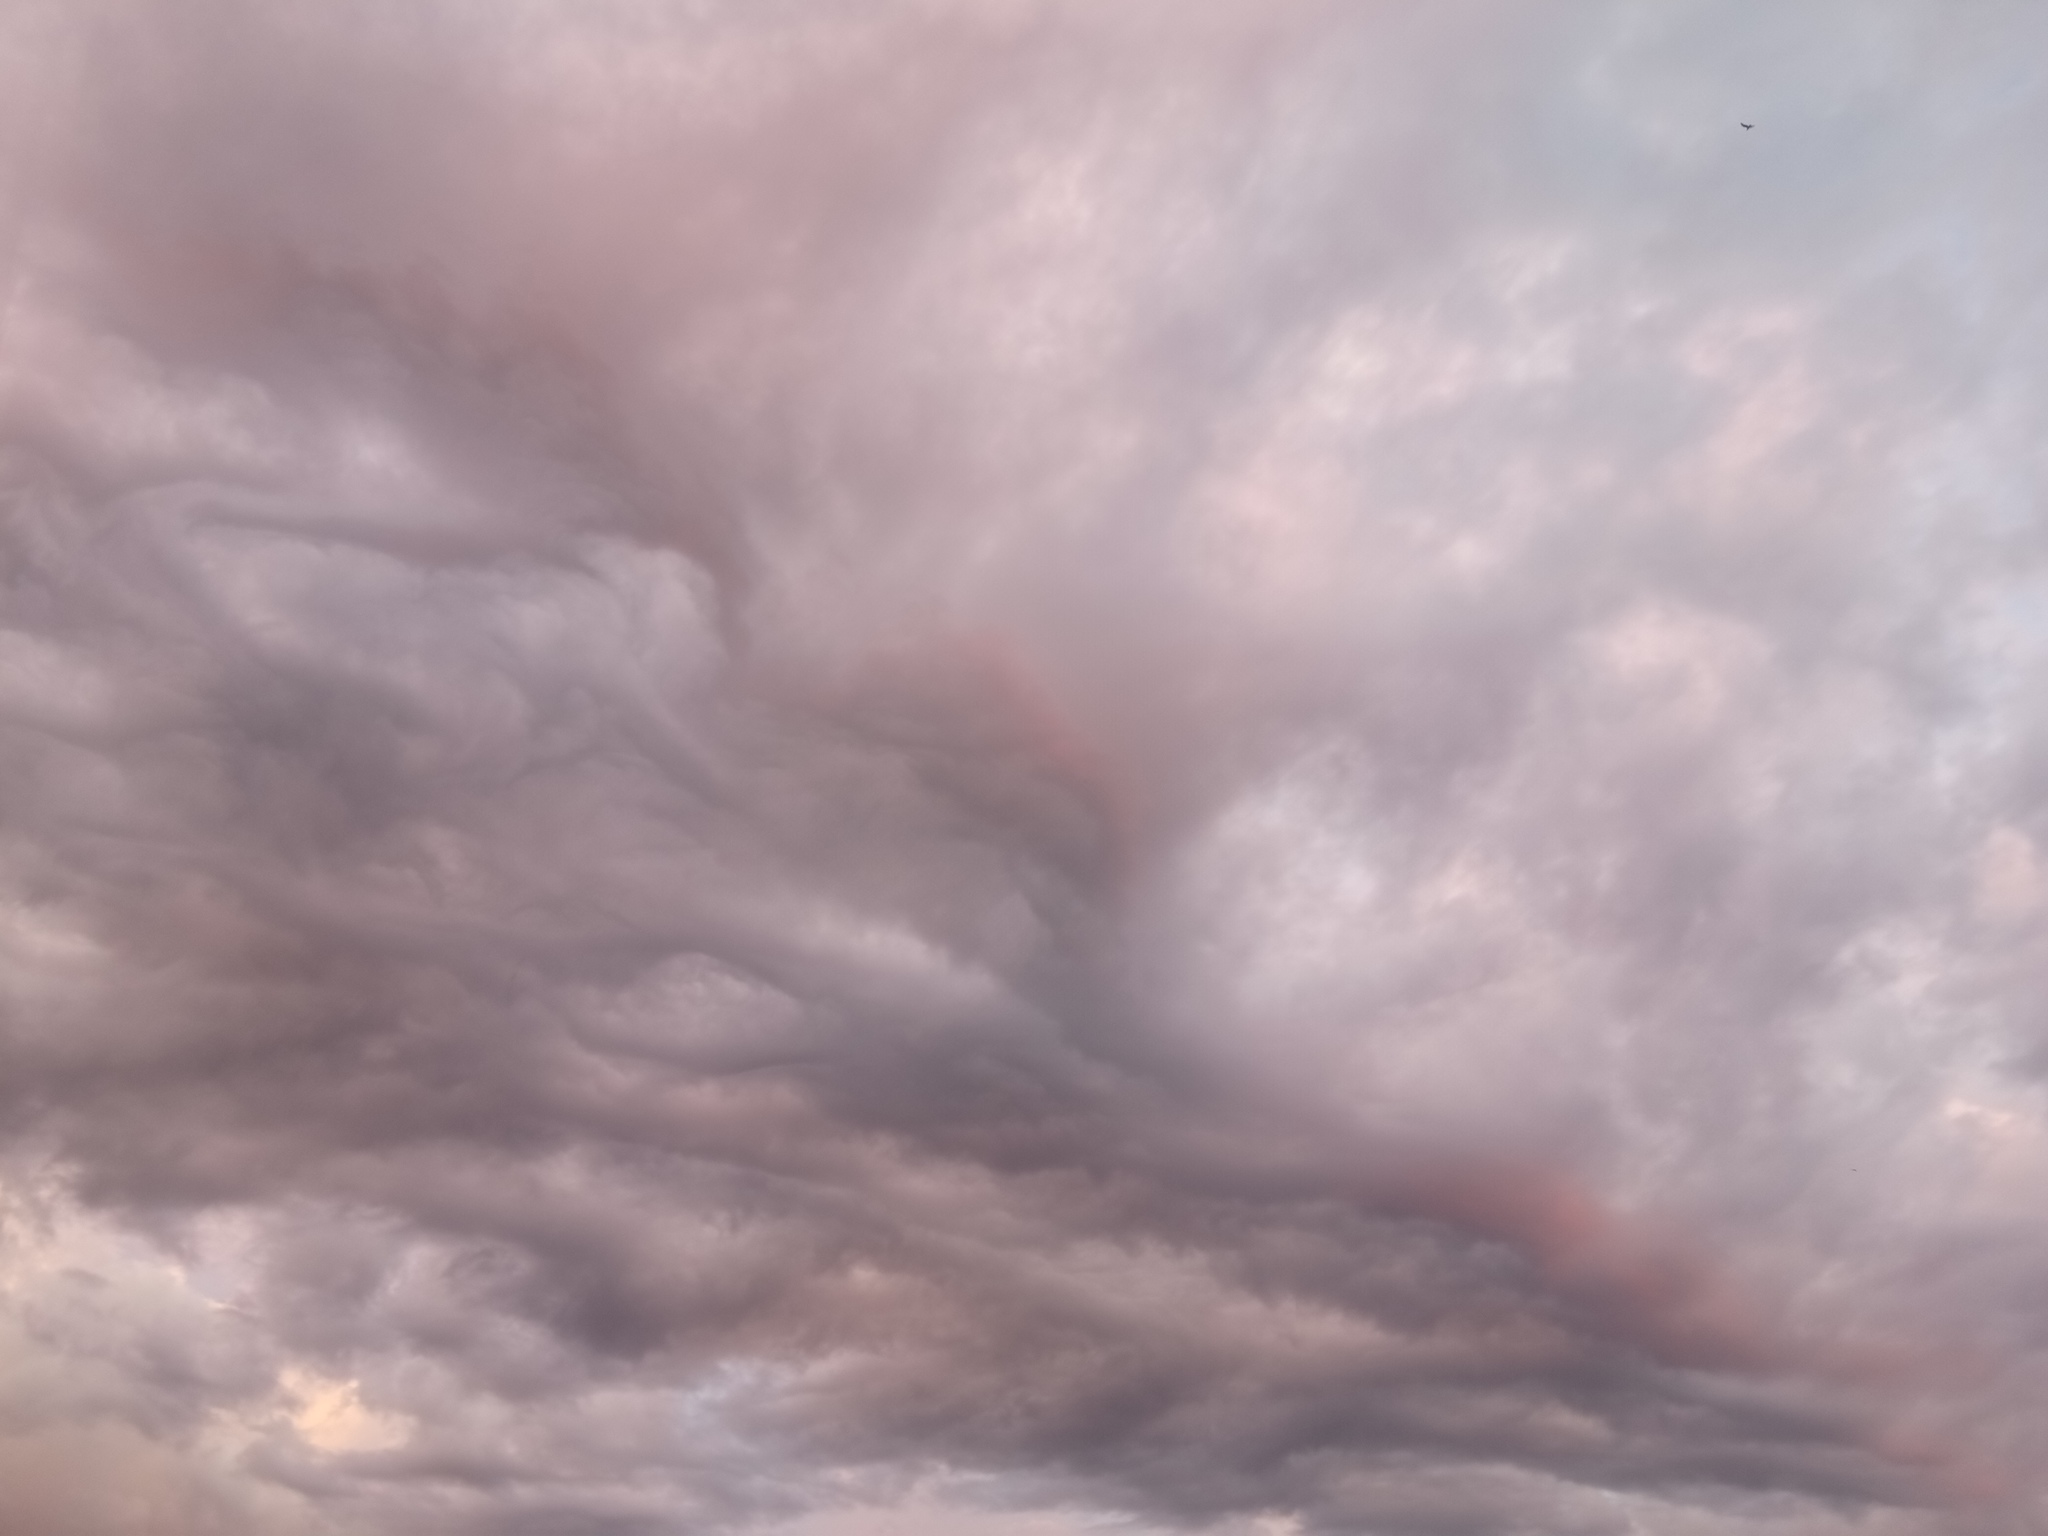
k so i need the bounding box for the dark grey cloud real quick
[5,1,2048,1532]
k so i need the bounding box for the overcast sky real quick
[6,2,2048,1533]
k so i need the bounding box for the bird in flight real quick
[1741,122,1753,129]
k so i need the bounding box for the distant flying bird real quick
[1741,122,1753,129]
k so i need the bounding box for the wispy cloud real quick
[5,2,2048,1532]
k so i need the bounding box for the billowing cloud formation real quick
[5,1,2048,1532]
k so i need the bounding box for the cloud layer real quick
[7,2,2048,1532]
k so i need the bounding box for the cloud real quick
[6,0,2048,1531]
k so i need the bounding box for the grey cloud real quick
[5,1,2048,1533]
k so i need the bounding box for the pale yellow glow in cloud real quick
[279,1366,412,1454]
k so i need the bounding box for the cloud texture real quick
[7,1,2048,1531]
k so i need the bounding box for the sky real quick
[5,1,2048,1533]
